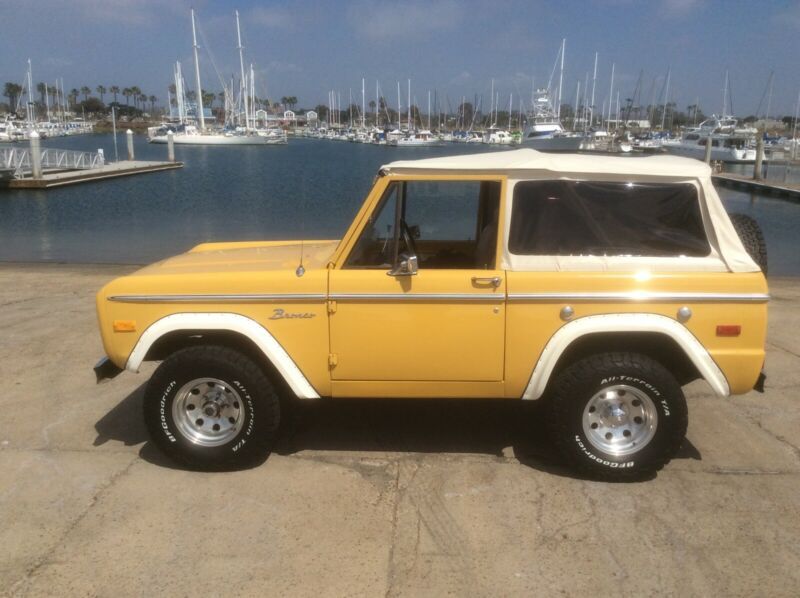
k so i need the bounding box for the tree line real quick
[2,81,158,116]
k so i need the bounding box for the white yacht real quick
[395,129,443,147]
[0,120,18,142]
[662,115,760,163]
[483,127,515,145]
[521,89,583,151]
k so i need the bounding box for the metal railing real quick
[0,147,104,179]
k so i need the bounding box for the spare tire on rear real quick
[729,213,768,275]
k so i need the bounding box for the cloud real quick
[25,0,188,26]
[449,71,472,86]
[248,6,293,29]
[348,0,462,41]
[658,0,703,18]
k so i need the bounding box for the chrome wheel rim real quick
[172,378,245,447]
[582,384,658,457]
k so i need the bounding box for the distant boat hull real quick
[148,133,285,146]
[662,142,759,163]
[520,134,584,151]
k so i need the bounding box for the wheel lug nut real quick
[195,418,204,426]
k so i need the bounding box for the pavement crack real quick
[7,454,140,595]
[384,462,403,598]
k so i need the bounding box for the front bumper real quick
[94,357,123,383]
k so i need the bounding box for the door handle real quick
[471,276,502,288]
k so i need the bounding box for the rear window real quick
[508,181,711,257]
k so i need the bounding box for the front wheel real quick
[144,345,280,470]
[546,352,688,481]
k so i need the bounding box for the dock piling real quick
[704,138,712,164]
[754,131,764,180]
[29,131,42,179]
[167,132,175,162]
[126,130,134,161]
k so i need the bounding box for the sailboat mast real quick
[589,52,598,128]
[191,9,206,130]
[607,63,615,130]
[661,68,671,130]
[556,39,565,120]
[722,70,729,116]
[427,90,431,130]
[236,10,249,130]
[397,81,401,130]
[407,79,411,130]
[362,78,366,129]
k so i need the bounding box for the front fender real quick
[126,312,320,399]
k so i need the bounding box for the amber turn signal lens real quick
[716,325,741,337]
[113,320,137,332]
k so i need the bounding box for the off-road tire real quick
[144,345,280,470]
[546,352,688,481]
[729,213,768,275]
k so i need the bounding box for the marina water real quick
[0,133,797,275]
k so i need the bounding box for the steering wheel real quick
[399,218,418,257]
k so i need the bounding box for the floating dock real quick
[713,173,800,202]
[3,160,183,189]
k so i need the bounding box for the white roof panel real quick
[382,148,712,178]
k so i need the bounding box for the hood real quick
[134,240,340,277]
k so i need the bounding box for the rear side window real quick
[509,181,710,257]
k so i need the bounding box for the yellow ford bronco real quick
[95,149,768,480]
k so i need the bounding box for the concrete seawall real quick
[2,263,799,596]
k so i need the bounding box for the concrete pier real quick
[1,263,799,596]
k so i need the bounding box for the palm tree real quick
[96,85,106,103]
[280,96,288,110]
[69,88,79,108]
[3,82,23,110]
[122,88,132,106]
[130,86,142,110]
[80,86,91,101]
[149,95,157,112]
[109,85,120,104]
[35,82,47,105]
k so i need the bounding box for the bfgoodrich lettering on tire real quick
[144,345,280,470]
[546,352,688,481]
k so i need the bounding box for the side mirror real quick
[388,253,418,277]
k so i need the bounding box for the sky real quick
[1,0,800,117]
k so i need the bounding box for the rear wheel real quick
[546,352,688,481]
[144,345,280,470]
[729,213,768,274]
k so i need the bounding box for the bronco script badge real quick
[269,308,316,320]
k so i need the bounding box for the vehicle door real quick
[328,177,506,392]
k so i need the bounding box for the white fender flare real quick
[522,313,730,400]
[126,312,320,399]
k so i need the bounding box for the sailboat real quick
[148,9,285,146]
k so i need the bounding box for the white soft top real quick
[381,149,759,273]
[381,148,712,178]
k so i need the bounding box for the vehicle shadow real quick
[94,386,702,480]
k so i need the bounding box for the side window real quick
[346,183,400,268]
[508,181,711,257]
[345,180,501,269]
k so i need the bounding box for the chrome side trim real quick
[329,293,503,301]
[508,292,770,303]
[109,294,326,303]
